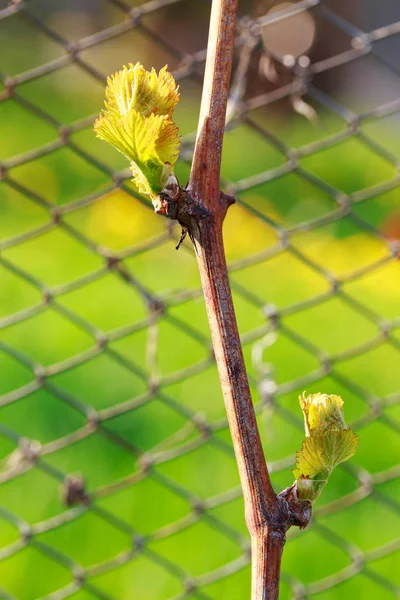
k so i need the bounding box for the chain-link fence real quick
[0,0,400,598]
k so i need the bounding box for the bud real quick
[293,392,359,502]
[94,63,180,202]
[300,392,346,436]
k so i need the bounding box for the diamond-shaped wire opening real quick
[96,474,190,535]
[50,351,148,411]
[221,123,285,181]
[43,430,138,489]
[161,364,226,423]
[0,466,64,523]
[231,249,331,308]
[291,216,391,277]
[320,495,400,552]
[156,442,239,500]
[1,308,96,365]
[2,227,103,286]
[336,342,400,397]
[344,258,400,320]
[89,551,183,599]
[0,348,35,396]
[148,519,243,577]
[10,146,111,205]
[283,296,379,354]
[282,527,353,584]
[300,136,397,194]
[80,25,180,76]
[0,98,58,160]
[104,396,190,452]
[239,172,338,229]
[156,318,210,376]
[223,203,281,261]
[142,0,210,55]
[0,388,86,444]
[0,181,49,241]
[352,417,400,473]
[0,265,42,318]
[0,544,74,599]
[0,12,65,76]
[29,0,127,41]
[37,510,133,568]
[58,271,149,332]
[17,63,107,123]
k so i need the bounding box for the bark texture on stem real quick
[252,528,285,600]
[155,0,312,597]
[192,222,278,529]
[191,221,288,598]
[189,0,238,216]
[187,0,279,527]
[186,0,287,597]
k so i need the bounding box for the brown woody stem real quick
[188,0,285,597]
[154,0,312,596]
[188,221,285,599]
[252,527,285,600]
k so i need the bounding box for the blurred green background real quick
[1,0,400,599]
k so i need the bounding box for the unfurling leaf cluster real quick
[94,62,180,201]
[293,392,359,502]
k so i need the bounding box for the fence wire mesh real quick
[0,0,400,598]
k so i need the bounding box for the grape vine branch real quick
[160,1,312,597]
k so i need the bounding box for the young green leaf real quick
[293,392,359,502]
[94,62,180,201]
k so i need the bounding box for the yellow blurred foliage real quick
[88,189,164,250]
[224,202,280,260]
[294,230,391,277]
